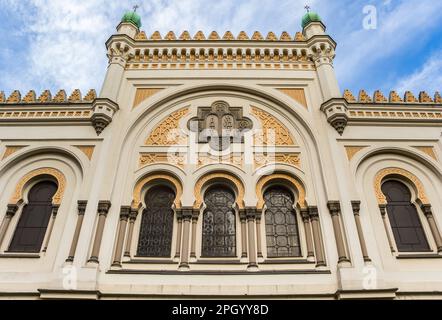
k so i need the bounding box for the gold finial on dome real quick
[7,90,21,103]
[373,90,387,103]
[343,89,356,102]
[404,91,418,103]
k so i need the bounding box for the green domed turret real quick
[121,11,142,28]
[301,11,321,29]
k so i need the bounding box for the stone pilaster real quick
[112,206,130,267]
[246,208,258,269]
[379,205,396,253]
[327,201,350,264]
[308,206,326,267]
[179,207,193,269]
[66,201,87,262]
[301,208,315,261]
[0,204,19,249]
[255,209,263,258]
[421,204,442,253]
[88,201,111,264]
[190,210,199,259]
[351,201,371,262]
[239,209,248,258]
[42,204,60,253]
[123,208,139,257]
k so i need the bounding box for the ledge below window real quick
[396,253,442,259]
[107,269,331,275]
[0,253,40,259]
[260,259,315,265]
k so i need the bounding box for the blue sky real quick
[0,0,441,98]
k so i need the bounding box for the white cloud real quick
[395,50,442,95]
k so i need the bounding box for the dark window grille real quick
[9,181,57,253]
[382,180,430,252]
[137,186,175,257]
[264,187,301,258]
[202,187,236,257]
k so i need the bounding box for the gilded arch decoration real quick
[374,167,429,205]
[9,168,66,205]
[256,173,307,209]
[145,107,189,145]
[194,172,245,209]
[132,174,183,209]
[251,106,296,146]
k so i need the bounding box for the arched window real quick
[202,186,236,257]
[137,186,175,257]
[381,180,430,252]
[264,186,301,258]
[9,181,57,253]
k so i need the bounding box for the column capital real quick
[327,201,341,217]
[180,207,194,221]
[51,204,60,217]
[308,206,319,220]
[6,204,19,217]
[245,207,257,220]
[77,200,88,216]
[129,207,139,221]
[97,201,112,217]
[351,201,361,216]
[301,208,310,222]
[379,204,387,216]
[420,204,433,218]
[119,206,131,220]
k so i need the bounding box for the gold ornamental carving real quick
[133,88,164,109]
[198,154,244,169]
[345,146,369,161]
[73,146,95,160]
[277,88,308,109]
[254,153,301,169]
[10,168,66,205]
[256,173,307,209]
[2,146,26,160]
[413,146,438,161]
[133,174,183,209]
[139,153,185,169]
[374,168,429,205]
[251,106,296,146]
[145,108,189,146]
[194,172,245,209]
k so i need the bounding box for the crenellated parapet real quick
[0,89,97,105]
[343,89,441,105]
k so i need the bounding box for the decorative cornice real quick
[320,98,349,135]
[91,98,119,135]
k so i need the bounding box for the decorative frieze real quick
[254,153,301,169]
[139,153,185,169]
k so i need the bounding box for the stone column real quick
[255,209,263,258]
[309,206,326,267]
[327,201,350,264]
[301,208,315,261]
[351,201,371,262]
[88,201,111,264]
[42,205,60,253]
[179,207,193,269]
[112,206,130,267]
[421,204,442,253]
[239,209,248,258]
[123,208,139,258]
[174,210,183,259]
[66,201,87,262]
[0,205,18,249]
[246,208,258,269]
[379,205,396,253]
[190,210,199,259]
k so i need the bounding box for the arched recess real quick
[194,172,245,209]
[256,173,307,210]
[132,173,183,209]
[374,168,430,205]
[9,168,66,205]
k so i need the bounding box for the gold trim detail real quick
[254,153,301,169]
[345,146,369,161]
[10,168,66,205]
[132,174,183,209]
[73,146,95,160]
[256,173,307,209]
[2,146,26,160]
[251,106,296,146]
[198,154,243,169]
[413,146,438,161]
[277,88,307,109]
[374,168,429,205]
[145,108,189,145]
[139,153,185,169]
[133,88,164,109]
[194,172,245,209]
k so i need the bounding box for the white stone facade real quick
[0,18,441,300]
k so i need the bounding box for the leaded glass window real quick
[137,186,175,257]
[264,187,301,258]
[381,180,430,252]
[202,187,237,257]
[9,181,57,253]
